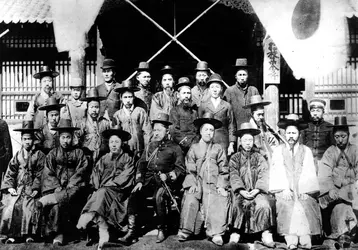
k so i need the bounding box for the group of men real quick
[0,57,356,250]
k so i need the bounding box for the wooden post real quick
[96,27,104,87]
[69,48,86,97]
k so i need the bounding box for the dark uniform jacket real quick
[96,82,122,120]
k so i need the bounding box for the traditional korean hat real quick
[152,113,172,126]
[194,112,222,129]
[80,88,107,102]
[243,95,271,109]
[102,128,131,141]
[135,61,151,72]
[174,77,193,91]
[33,66,59,79]
[277,114,308,130]
[206,73,226,88]
[114,79,140,93]
[233,58,251,69]
[194,61,210,72]
[38,96,65,111]
[51,119,80,132]
[13,120,40,133]
[160,65,175,75]
[101,59,116,70]
[69,77,85,88]
[309,98,326,110]
[327,116,355,128]
[234,122,261,138]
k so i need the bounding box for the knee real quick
[255,197,272,212]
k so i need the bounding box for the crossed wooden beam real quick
[125,0,229,88]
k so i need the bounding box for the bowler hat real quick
[234,122,261,138]
[51,119,80,132]
[206,73,226,88]
[135,61,151,72]
[114,79,140,93]
[327,116,355,128]
[195,61,210,72]
[69,78,85,88]
[33,66,59,79]
[13,120,40,133]
[152,113,172,126]
[243,95,271,109]
[102,129,131,141]
[160,65,174,76]
[174,77,192,91]
[80,88,107,102]
[234,58,251,69]
[101,59,116,70]
[277,114,308,130]
[194,112,222,129]
[38,96,65,111]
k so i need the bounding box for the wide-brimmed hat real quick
[309,98,326,110]
[277,114,308,130]
[13,120,40,133]
[80,88,107,102]
[160,65,175,76]
[195,61,210,72]
[234,122,261,138]
[327,116,355,129]
[234,58,251,69]
[101,59,116,70]
[194,112,222,129]
[243,95,271,109]
[206,73,226,88]
[174,77,192,91]
[102,129,131,141]
[50,119,80,132]
[152,113,172,126]
[69,78,85,88]
[135,61,151,72]
[114,79,140,93]
[33,66,59,79]
[38,97,65,111]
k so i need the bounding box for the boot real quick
[262,230,276,248]
[77,212,96,230]
[285,235,298,250]
[98,218,109,250]
[156,229,166,243]
[118,215,137,244]
[299,235,312,249]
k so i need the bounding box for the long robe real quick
[180,141,230,237]
[0,119,12,184]
[135,87,152,113]
[0,147,45,237]
[149,90,177,121]
[35,123,60,155]
[269,143,322,236]
[318,143,358,238]
[229,147,275,233]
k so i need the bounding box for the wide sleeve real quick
[111,154,135,190]
[1,152,19,190]
[25,94,38,121]
[141,110,152,146]
[318,146,336,195]
[227,104,236,142]
[216,145,229,189]
[67,149,89,188]
[268,146,289,193]
[182,145,198,189]
[254,153,269,193]
[90,157,102,190]
[299,147,320,195]
[41,150,61,194]
[32,150,46,191]
[229,153,246,193]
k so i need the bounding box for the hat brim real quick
[114,87,140,93]
[135,68,151,72]
[13,128,40,133]
[33,71,59,79]
[69,84,85,88]
[38,104,65,111]
[174,83,193,91]
[277,120,308,130]
[80,96,107,102]
[326,124,355,128]
[51,127,80,132]
[234,128,261,138]
[194,118,222,129]
[102,129,131,141]
[243,101,271,109]
[100,66,116,70]
[206,80,226,88]
[195,68,210,71]
[151,120,172,126]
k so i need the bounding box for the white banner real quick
[263,36,280,84]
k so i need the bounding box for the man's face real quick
[334,130,349,150]
[59,132,72,149]
[136,71,151,87]
[22,133,34,151]
[161,74,174,90]
[41,76,53,95]
[285,125,299,147]
[310,108,324,122]
[71,87,82,100]
[47,110,60,127]
[195,71,209,87]
[200,123,214,143]
[88,101,100,119]
[235,69,248,86]
[152,123,168,142]
[109,135,122,154]
[209,83,222,99]
[102,68,115,83]
[178,86,191,104]
[241,133,254,151]
[121,91,134,109]
[252,107,265,126]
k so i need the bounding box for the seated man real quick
[318,116,357,248]
[77,128,135,250]
[269,114,321,250]
[37,119,89,246]
[229,122,275,247]
[178,112,230,246]
[0,121,45,244]
[119,113,185,244]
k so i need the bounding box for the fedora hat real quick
[160,65,174,76]
[327,116,355,128]
[38,96,65,111]
[152,113,172,126]
[174,77,192,91]
[102,128,131,141]
[206,73,226,88]
[243,95,271,109]
[277,114,308,130]
[194,112,222,129]
[51,119,80,132]
[101,59,116,70]
[114,79,140,93]
[13,120,40,133]
[195,61,210,72]
[69,78,85,88]
[80,88,107,102]
[234,122,261,138]
[135,61,151,72]
[234,58,251,69]
[33,66,59,79]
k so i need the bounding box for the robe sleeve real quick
[255,153,269,193]
[111,154,135,190]
[67,149,89,188]
[135,147,148,184]
[216,145,229,189]
[268,146,289,193]
[60,97,70,120]
[182,145,198,189]
[171,144,185,180]
[25,94,38,121]
[42,150,61,194]
[32,150,46,191]
[141,110,152,147]
[149,94,162,121]
[169,107,183,145]
[1,152,19,190]
[318,146,336,195]
[299,146,320,195]
[229,153,246,193]
[228,104,236,143]
[90,157,102,190]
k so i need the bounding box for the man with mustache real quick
[318,116,358,248]
[191,61,211,107]
[134,62,152,113]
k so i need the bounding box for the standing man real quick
[224,58,259,127]
[191,61,211,107]
[170,77,200,154]
[269,114,321,250]
[135,62,152,112]
[26,66,63,128]
[0,118,12,184]
[96,59,121,120]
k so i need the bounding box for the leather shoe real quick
[156,230,166,243]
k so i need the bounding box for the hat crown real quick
[46,96,60,106]
[195,61,209,71]
[207,73,223,83]
[39,66,51,72]
[137,61,150,70]
[21,120,35,129]
[286,113,300,121]
[161,65,173,72]
[202,112,215,119]
[235,58,248,67]
[69,78,84,87]
[239,122,256,130]
[333,116,349,126]
[86,88,101,99]
[121,79,135,89]
[101,59,116,69]
[154,113,170,123]
[178,77,191,85]
[57,119,72,128]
